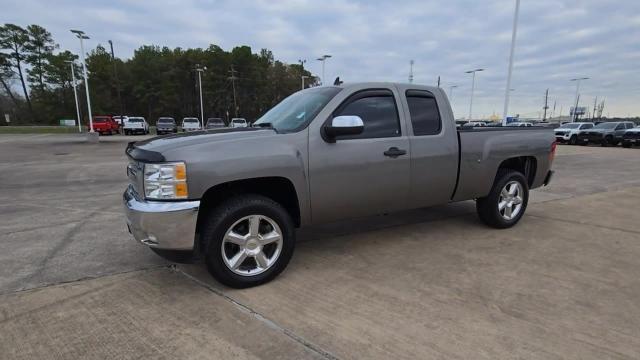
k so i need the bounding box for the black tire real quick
[476,170,529,229]
[601,137,610,147]
[569,135,577,145]
[202,194,295,288]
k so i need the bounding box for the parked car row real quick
[87,115,252,136]
[554,121,639,147]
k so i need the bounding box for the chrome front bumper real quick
[123,186,200,250]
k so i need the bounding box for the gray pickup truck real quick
[124,82,556,288]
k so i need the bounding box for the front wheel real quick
[569,135,577,145]
[476,170,529,229]
[202,195,295,288]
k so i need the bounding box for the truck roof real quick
[331,82,442,93]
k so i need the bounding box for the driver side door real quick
[308,88,411,224]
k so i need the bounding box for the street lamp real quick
[316,54,332,85]
[570,77,589,122]
[195,64,206,129]
[65,60,82,133]
[107,40,124,126]
[501,0,521,126]
[71,29,93,132]
[448,85,458,99]
[465,68,484,121]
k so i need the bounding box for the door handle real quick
[384,147,407,158]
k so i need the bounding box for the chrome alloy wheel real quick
[221,215,283,276]
[498,181,524,220]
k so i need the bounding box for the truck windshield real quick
[129,118,143,123]
[94,117,109,122]
[254,87,342,132]
[158,118,174,124]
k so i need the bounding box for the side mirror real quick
[324,115,364,142]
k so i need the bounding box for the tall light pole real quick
[570,77,589,122]
[501,0,520,126]
[66,60,82,133]
[108,40,124,126]
[316,54,332,85]
[465,68,484,121]
[195,64,206,129]
[71,29,93,132]
[448,85,458,99]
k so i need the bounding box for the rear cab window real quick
[405,90,441,136]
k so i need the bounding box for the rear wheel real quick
[476,170,529,229]
[202,195,295,288]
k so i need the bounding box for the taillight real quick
[549,141,557,164]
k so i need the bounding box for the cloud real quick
[2,0,639,117]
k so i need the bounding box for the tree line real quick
[0,23,317,125]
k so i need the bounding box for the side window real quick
[334,93,400,139]
[583,124,593,129]
[627,123,635,129]
[406,92,441,136]
[615,124,624,130]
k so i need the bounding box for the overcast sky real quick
[4,0,639,118]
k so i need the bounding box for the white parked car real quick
[230,118,248,128]
[123,117,149,135]
[112,115,129,127]
[554,122,594,145]
[507,122,534,127]
[182,117,201,132]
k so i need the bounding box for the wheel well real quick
[195,177,301,249]
[498,156,537,187]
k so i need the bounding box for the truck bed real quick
[453,127,555,201]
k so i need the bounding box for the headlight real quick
[143,162,188,200]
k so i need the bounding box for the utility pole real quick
[465,68,484,121]
[108,40,124,124]
[570,77,589,122]
[299,59,307,90]
[195,64,206,128]
[408,60,414,83]
[316,55,331,85]
[66,60,82,133]
[502,0,520,126]
[228,65,239,117]
[437,76,440,88]
[542,89,549,121]
[71,29,94,133]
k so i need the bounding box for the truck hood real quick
[127,127,275,161]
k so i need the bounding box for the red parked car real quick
[91,115,119,135]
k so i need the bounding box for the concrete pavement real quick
[1,134,640,359]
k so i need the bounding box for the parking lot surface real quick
[1,134,640,359]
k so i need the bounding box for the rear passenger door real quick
[401,89,459,208]
[308,88,411,223]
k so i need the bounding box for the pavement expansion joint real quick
[172,266,340,360]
